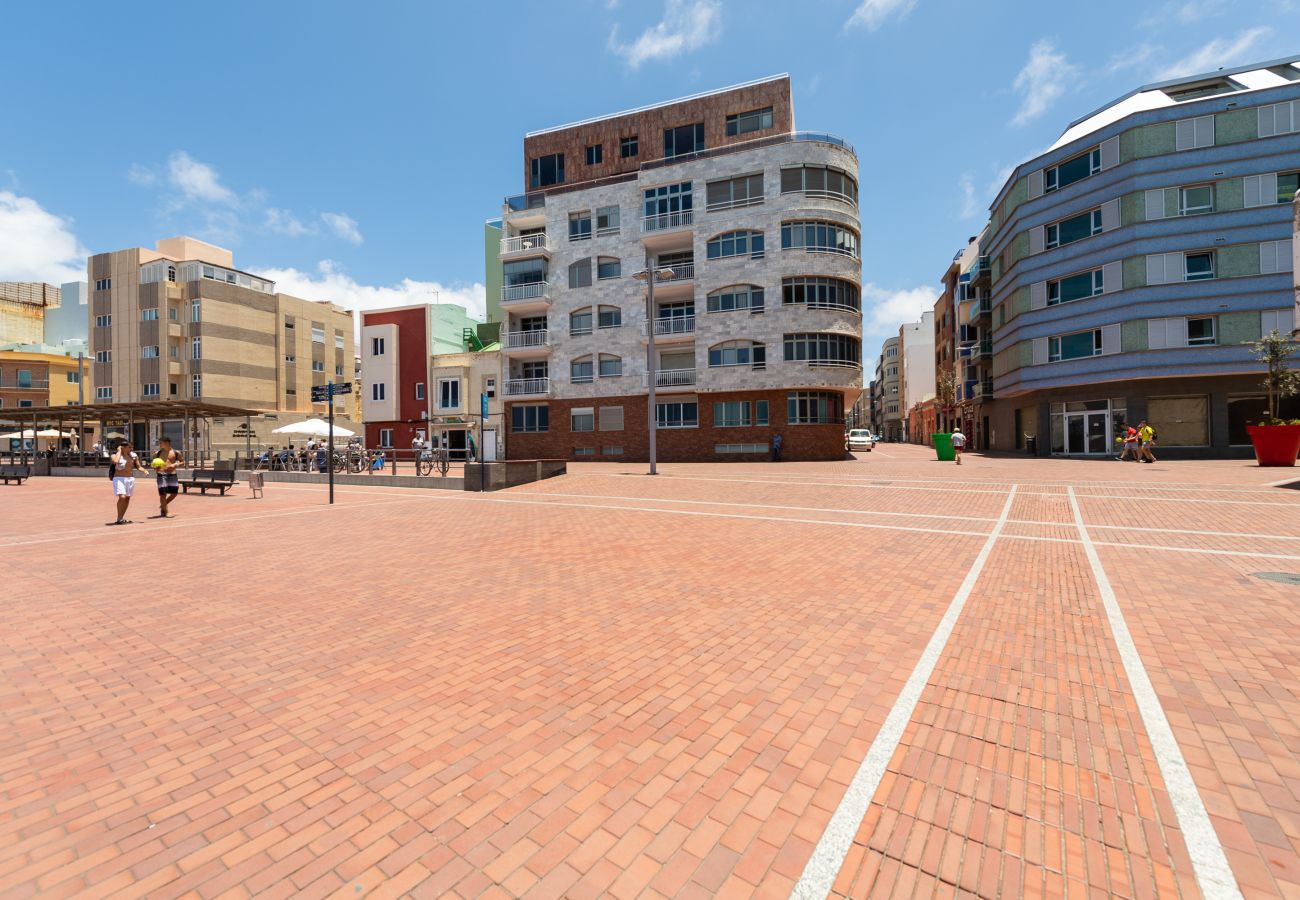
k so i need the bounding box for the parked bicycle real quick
[417,445,449,476]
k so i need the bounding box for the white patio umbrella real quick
[270,417,354,438]
[0,428,74,439]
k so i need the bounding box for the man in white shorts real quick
[110,440,147,525]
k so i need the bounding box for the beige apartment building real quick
[89,237,356,450]
[0,282,60,346]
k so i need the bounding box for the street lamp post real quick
[634,259,676,476]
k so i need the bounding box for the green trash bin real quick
[932,433,955,461]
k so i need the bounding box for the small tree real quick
[1251,329,1300,421]
[936,363,958,431]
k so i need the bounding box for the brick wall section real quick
[521,77,793,191]
[506,388,845,462]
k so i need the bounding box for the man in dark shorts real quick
[155,436,184,518]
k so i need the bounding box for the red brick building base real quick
[505,390,847,463]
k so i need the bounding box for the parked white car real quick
[846,429,875,452]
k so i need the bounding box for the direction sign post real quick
[480,393,488,493]
[311,381,353,504]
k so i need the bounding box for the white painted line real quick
[789,486,1019,900]
[1066,487,1243,900]
[1001,533,1300,562]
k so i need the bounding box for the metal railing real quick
[503,330,551,350]
[505,377,550,396]
[0,378,49,389]
[501,281,551,303]
[642,210,694,232]
[501,233,551,255]
[660,262,694,281]
[650,316,695,337]
[648,368,696,387]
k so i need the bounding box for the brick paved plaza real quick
[2,444,1299,898]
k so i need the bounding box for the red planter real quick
[1247,424,1300,467]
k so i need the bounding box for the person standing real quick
[155,436,184,518]
[109,441,146,525]
[465,425,477,463]
[772,432,783,462]
[951,427,966,465]
[1138,420,1157,463]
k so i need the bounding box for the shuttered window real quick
[705,173,765,210]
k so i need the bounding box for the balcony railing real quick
[967,255,991,282]
[501,281,551,304]
[504,192,546,213]
[660,262,694,282]
[642,210,694,232]
[503,330,551,350]
[648,368,696,387]
[501,234,551,255]
[977,299,992,316]
[649,316,695,337]
[505,377,550,396]
[0,378,49,389]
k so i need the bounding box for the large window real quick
[706,230,764,260]
[706,173,764,210]
[663,123,704,158]
[570,308,592,335]
[192,337,202,359]
[569,211,592,241]
[141,308,159,321]
[708,341,765,369]
[1044,148,1100,193]
[571,356,593,384]
[503,258,546,288]
[569,258,592,288]
[714,401,770,428]
[598,305,622,329]
[598,354,622,377]
[597,256,621,280]
[1047,268,1103,306]
[1186,316,1217,346]
[782,276,860,312]
[371,337,385,355]
[781,220,859,257]
[141,346,159,359]
[585,144,602,166]
[371,382,386,401]
[644,182,693,228]
[779,166,858,205]
[1278,172,1299,204]
[1179,184,1214,215]
[726,107,773,136]
[620,135,638,158]
[191,376,201,399]
[530,153,564,188]
[783,333,861,367]
[1184,251,1215,281]
[438,378,460,409]
[707,285,764,313]
[1048,329,1102,362]
[787,391,843,424]
[512,405,549,432]
[571,408,595,432]
[1046,209,1102,249]
[596,205,620,236]
[656,400,698,428]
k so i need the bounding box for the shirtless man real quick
[110,441,147,525]
[155,436,184,518]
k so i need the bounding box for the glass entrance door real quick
[1063,411,1110,455]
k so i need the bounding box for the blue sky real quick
[1,0,1296,352]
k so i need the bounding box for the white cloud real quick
[264,208,313,238]
[321,212,363,245]
[1139,0,1227,26]
[845,0,917,30]
[0,191,89,284]
[1011,39,1078,127]
[957,173,978,220]
[862,283,937,347]
[127,163,157,187]
[1105,42,1161,75]
[167,151,236,205]
[1153,27,1272,80]
[608,0,721,68]
[254,260,487,332]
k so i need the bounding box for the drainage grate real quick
[1252,572,1300,586]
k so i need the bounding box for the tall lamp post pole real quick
[635,259,675,476]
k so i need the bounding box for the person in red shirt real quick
[1116,424,1140,462]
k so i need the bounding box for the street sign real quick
[333,382,353,394]
[312,381,353,402]
[481,392,489,420]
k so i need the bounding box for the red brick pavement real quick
[0,445,1296,897]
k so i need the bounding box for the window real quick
[311,326,326,343]
[1179,184,1214,215]
[663,122,704,158]
[371,382,386,401]
[597,256,621,280]
[708,285,764,313]
[656,401,698,428]
[1165,78,1240,102]
[1258,100,1298,137]
[142,346,159,359]
[1186,316,1217,346]
[334,332,344,350]
[570,308,593,336]
[571,356,593,384]
[783,333,861,367]
[782,277,860,312]
[726,106,773,136]
[1047,268,1104,305]
[335,365,344,376]
[568,258,592,288]
[569,211,592,241]
[1175,114,1215,151]
[191,375,201,398]
[530,153,564,188]
[1046,209,1102,249]
[708,340,765,369]
[94,278,111,291]
[574,447,596,457]
[707,230,765,260]
[1277,172,1300,204]
[602,446,623,456]
[788,391,843,424]
[97,387,113,400]
[16,369,32,388]
[141,308,159,321]
[284,318,295,329]
[585,144,603,166]
[643,182,693,228]
[96,350,111,363]
[599,406,624,431]
[1044,148,1101,193]
[191,300,201,322]
[485,377,496,398]
[191,337,201,360]
[438,378,460,409]
[571,408,595,432]
[620,135,638,158]
[168,306,177,321]
[598,354,622,377]
[142,383,160,398]
[169,382,178,396]
[522,361,548,380]
[312,361,325,372]
[781,220,859,257]
[1184,251,1215,281]
[372,337,385,355]
[95,315,111,327]
[706,173,764,210]
[596,205,620,236]
[779,166,859,205]
[512,405,549,432]
[1048,329,1102,362]
[66,372,79,383]
[714,400,770,427]
[285,354,297,365]
[598,305,622,329]
[1261,239,1295,275]
[503,258,546,289]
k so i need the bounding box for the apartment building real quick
[493,75,863,462]
[0,283,58,346]
[983,56,1300,456]
[878,336,901,440]
[0,350,83,414]
[899,311,935,442]
[89,237,356,442]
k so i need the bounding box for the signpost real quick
[312,381,352,504]
[480,393,488,493]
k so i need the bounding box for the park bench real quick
[0,464,31,485]
[179,468,237,495]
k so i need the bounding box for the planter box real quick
[1247,424,1300,467]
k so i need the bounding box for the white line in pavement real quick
[1066,487,1243,900]
[789,486,1019,900]
[1001,533,1300,561]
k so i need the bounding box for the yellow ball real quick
[151,458,165,469]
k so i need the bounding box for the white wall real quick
[900,310,935,415]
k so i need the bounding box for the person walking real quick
[154,436,184,518]
[1138,420,1157,463]
[1117,424,1140,462]
[772,432,783,462]
[951,427,966,465]
[109,440,147,525]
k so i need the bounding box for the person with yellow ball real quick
[154,436,184,518]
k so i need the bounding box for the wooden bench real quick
[0,464,31,485]
[179,468,237,495]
